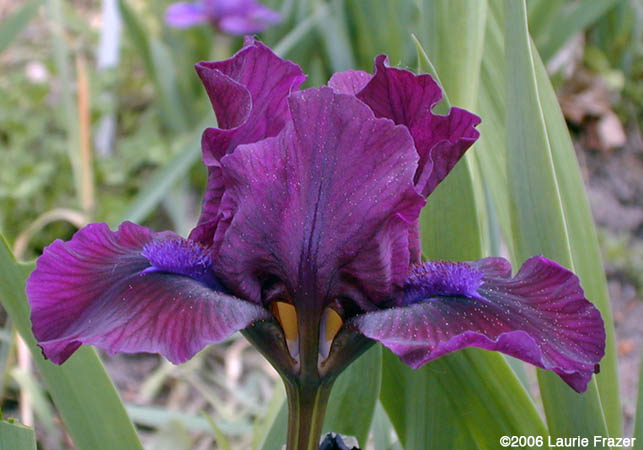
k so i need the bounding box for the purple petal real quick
[214,87,425,305]
[217,1,281,35]
[165,3,208,28]
[26,222,269,364]
[328,70,372,95]
[356,55,481,198]
[202,0,280,34]
[190,38,306,245]
[188,166,226,245]
[352,256,605,392]
[196,37,306,161]
[344,56,480,262]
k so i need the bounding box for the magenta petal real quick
[26,222,269,364]
[352,55,480,262]
[196,37,306,162]
[214,87,425,304]
[165,3,208,28]
[188,166,226,245]
[415,107,482,196]
[353,256,605,392]
[190,38,306,245]
[328,70,372,95]
[356,55,481,198]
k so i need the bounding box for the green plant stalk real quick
[284,380,333,450]
[281,300,335,450]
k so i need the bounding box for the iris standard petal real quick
[352,256,605,392]
[327,70,372,95]
[214,87,425,305]
[196,37,306,162]
[165,2,208,28]
[356,55,481,198]
[331,57,480,263]
[190,38,306,245]
[26,222,269,364]
[188,166,227,245]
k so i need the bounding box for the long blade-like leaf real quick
[0,238,143,450]
[371,401,401,450]
[634,357,643,450]
[418,0,486,109]
[0,419,36,450]
[323,346,381,444]
[272,3,330,57]
[316,0,355,72]
[526,0,565,49]
[470,0,515,262]
[259,403,287,450]
[345,0,414,68]
[504,0,614,441]
[530,40,621,438]
[253,384,286,450]
[382,349,547,450]
[536,0,622,62]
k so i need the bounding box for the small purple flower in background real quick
[165,0,280,35]
[26,37,605,449]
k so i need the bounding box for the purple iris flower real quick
[165,0,280,35]
[26,37,604,448]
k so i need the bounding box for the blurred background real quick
[0,0,641,448]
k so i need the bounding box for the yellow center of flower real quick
[270,302,345,364]
[319,307,343,360]
[270,301,299,357]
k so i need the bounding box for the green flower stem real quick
[284,379,333,450]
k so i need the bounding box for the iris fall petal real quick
[26,222,269,364]
[352,256,605,392]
